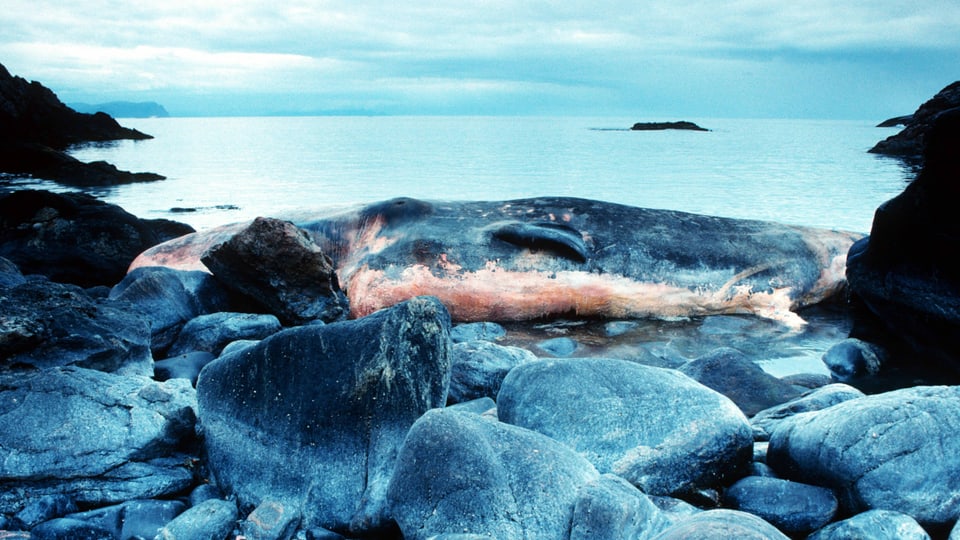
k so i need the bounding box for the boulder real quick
[386,408,600,540]
[650,509,789,540]
[750,383,865,440]
[197,296,451,536]
[767,385,960,527]
[155,498,238,540]
[54,498,187,540]
[569,473,673,540]
[450,321,507,343]
[722,476,838,536]
[30,518,115,540]
[870,81,960,160]
[807,509,930,540]
[200,216,349,325]
[238,499,300,540]
[821,338,887,381]
[0,367,198,514]
[848,107,960,372]
[679,347,802,416]
[448,340,536,404]
[110,266,234,355]
[497,358,753,497]
[0,279,152,375]
[0,190,191,287]
[167,312,282,357]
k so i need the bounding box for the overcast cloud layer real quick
[1,1,957,118]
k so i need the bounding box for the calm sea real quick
[5,116,912,233]
[1,116,916,376]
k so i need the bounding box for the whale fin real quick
[492,222,588,263]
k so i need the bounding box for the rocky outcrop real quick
[0,190,193,287]
[0,367,198,514]
[0,63,163,185]
[0,279,152,375]
[631,121,709,131]
[200,216,349,325]
[847,107,960,371]
[869,81,960,160]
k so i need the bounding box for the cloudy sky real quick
[1,1,957,118]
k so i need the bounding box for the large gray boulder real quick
[200,216,349,325]
[109,266,234,355]
[497,358,753,497]
[569,473,673,540]
[0,280,152,375]
[768,385,960,527]
[386,408,600,540]
[197,296,451,537]
[0,367,198,514]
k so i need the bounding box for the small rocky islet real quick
[3,64,960,539]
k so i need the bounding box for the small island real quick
[631,120,709,132]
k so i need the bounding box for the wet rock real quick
[497,358,753,497]
[569,473,673,540]
[239,499,300,540]
[58,498,187,540]
[450,321,507,343]
[0,279,151,375]
[751,383,865,440]
[110,266,234,355]
[768,385,960,527]
[650,509,788,539]
[167,312,282,357]
[11,494,77,530]
[723,476,838,536]
[0,190,190,287]
[387,408,600,540]
[808,509,930,540]
[679,347,802,416]
[448,340,535,404]
[30,518,114,540]
[822,338,887,381]
[155,498,238,540]
[536,336,579,356]
[200,216,348,325]
[0,367,198,514]
[198,296,450,536]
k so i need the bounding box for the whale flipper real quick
[491,221,588,263]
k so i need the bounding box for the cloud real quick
[1,0,957,116]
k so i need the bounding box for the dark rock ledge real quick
[0,62,164,186]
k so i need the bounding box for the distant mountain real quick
[69,101,170,118]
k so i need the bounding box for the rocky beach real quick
[3,64,960,539]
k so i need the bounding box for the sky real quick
[1,1,958,119]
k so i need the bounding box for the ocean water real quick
[1,116,916,377]
[9,116,912,233]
